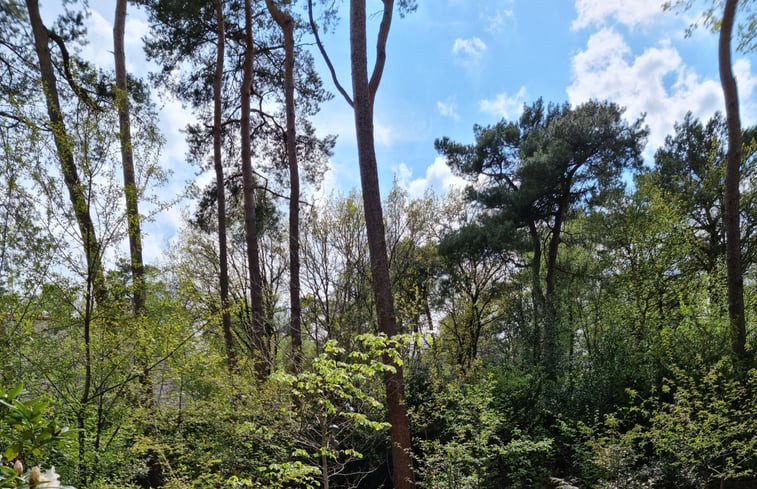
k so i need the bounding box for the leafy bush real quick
[589,362,757,488]
[0,384,76,488]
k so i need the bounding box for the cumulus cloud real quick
[452,37,487,60]
[394,158,466,198]
[437,98,460,120]
[479,86,527,119]
[567,28,728,153]
[572,0,664,30]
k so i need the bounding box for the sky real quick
[41,0,757,263]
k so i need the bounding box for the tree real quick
[719,0,748,366]
[237,0,270,378]
[664,0,757,370]
[308,0,418,484]
[437,99,646,380]
[211,0,236,371]
[263,0,303,372]
[25,0,105,305]
[301,192,374,349]
[654,113,730,277]
[139,0,332,374]
[384,185,440,340]
[114,0,145,316]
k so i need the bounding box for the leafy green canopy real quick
[435,99,647,259]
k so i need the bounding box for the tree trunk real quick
[528,220,543,367]
[349,2,415,487]
[542,194,569,380]
[264,0,302,373]
[114,0,145,316]
[213,0,236,372]
[719,0,748,367]
[241,0,269,378]
[25,0,105,304]
[25,7,104,480]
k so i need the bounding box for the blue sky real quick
[42,0,757,262]
[311,0,756,199]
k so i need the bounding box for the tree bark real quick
[114,0,145,316]
[719,0,748,366]
[264,0,302,373]
[349,1,415,487]
[213,0,236,372]
[241,0,269,378]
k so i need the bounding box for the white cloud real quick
[394,158,466,198]
[437,98,460,120]
[158,95,195,171]
[374,120,396,146]
[82,8,152,77]
[567,28,728,153]
[572,0,664,30]
[479,86,527,119]
[82,10,114,70]
[734,58,757,127]
[482,0,515,34]
[452,37,487,60]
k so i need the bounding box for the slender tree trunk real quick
[77,288,94,486]
[320,417,330,489]
[241,0,269,378]
[26,6,103,481]
[25,0,105,304]
[114,0,145,316]
[114,7,164,486]
[213,0,236,372]
[528,221,543,367]
[349,2,415,487]
[264,0,302,373]
[542,196,568,380]
[719,0,748,367]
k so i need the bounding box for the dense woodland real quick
[0,0,756,488]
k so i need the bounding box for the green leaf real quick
[3,447,18,461]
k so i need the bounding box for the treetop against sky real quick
[42,0,757,263]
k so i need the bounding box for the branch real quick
[308,0,353,107]
[369,0,394,101]
[92,329,198,399]
[0,110,28,128]
[47,30,101,111]
[258,185,313,207]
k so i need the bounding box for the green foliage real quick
[0,385,76,488]
[663,0,757,52]
[411,365,552,488]
[0,385,75,466]
[272,334,410,486]
[589,362,757,488]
